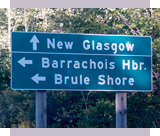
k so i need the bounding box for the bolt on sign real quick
[11,32,152,91]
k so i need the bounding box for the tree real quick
[0,8,159,128]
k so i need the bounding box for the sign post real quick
[116,92,127,128]
[11,32,152,128]
[36,90,47,128]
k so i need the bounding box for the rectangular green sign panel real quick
[11,31,152,91]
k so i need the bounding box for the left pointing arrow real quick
[18,57,33,67]
[31,73,46,84]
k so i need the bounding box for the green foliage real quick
[128,93,160,128]
[47,91,115,128]
[0,8,159,128]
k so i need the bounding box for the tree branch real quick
[136,27,143,36]
[116,10,143,36]
[115,11,139,36]
[150,8,154,18]
[124,21,138,36]
[146,8,150,19]
[81,91,89,127]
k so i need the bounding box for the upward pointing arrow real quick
[30,35,39,50]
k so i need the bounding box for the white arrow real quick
[30,35,39,50]
[31,73,46,84]
[18,57,33,67]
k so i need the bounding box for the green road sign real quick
[11,32,152,91]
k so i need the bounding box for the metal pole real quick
[36,90,47,128]
[116,92,127,128]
